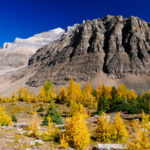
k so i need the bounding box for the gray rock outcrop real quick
[27,16,150,87]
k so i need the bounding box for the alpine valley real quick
[1,15,150,94]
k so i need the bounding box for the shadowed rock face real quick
[27,15,150,87]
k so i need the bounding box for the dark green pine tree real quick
[97,86,110,114]
[43,102,63,125]
[110,86,118,110]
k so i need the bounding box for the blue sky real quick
[0,0,149,47]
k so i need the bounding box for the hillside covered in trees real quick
[0,79,150,149]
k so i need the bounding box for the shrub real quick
[43,102,63,125]
[57,87,67,103]
[0,106,13,126]
[38,81,56,102]
[28,112,40,137]
[43,81,56,100]
[37,106,45,112]
[41,117,60,141]
[128,114,150,149]
[60,134,68,148]
[95,112,128,143]
[11,114,17,123]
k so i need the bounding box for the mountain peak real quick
[0,28,65,68]
[27,16,150,87]
[51,27,64,33]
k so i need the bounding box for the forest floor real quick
[0,101,141,150]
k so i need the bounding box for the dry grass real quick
[0,101,143,150]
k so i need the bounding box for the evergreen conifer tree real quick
[97,86,110,114]
[43,102,63,125]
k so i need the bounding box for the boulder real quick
[93,144,124,150]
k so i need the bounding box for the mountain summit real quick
[27,15,150,87]
[0,16,150,94]
[0,27,64,68]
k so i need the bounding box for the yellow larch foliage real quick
[60,134,69,148]
[43,81,56,99]
[67,78,82,103]
[12,91,17,104]
[84,81,93,94]
[142,91,147,97]
[128,128,150,150]
[11,91,16,98]
[96,80,103,100]
[117,84,128,100]
[141,111,150,131]
[111,112,128,143]
[46,86,56,101]
[22,89,31,102]
[104,86,112,99]
[16,87,32,102]
[70,100,79,115]
[70,101,88,118]
[17,87,24,101]
[42,117,59,141]
[67,78,75,101]
[1,95,12,102]
[30,93,38,103]
[95,112,112,143]
[38,81,56,102]
[82,91,96,110]
[38,87,47,102]
[0,105,13,126]
[64,113,90,150]
[82,82,97,109]
[74,82,82,102]
[28,112,40,137]
[128,117,150,150]
[127,89,138,100]
[57,87,67,102]
[147,89,150,95]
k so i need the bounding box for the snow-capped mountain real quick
[0,27,65,67]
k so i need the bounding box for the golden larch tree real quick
[95,112,112,142]
[0,105,13,126]
[64,113,90,150]
[128,116,150,150]
[111,112,128,143]
[127,89,138,100]
[42,117,59,141]
[67,78,75,102]
[28,112,40,137]
[104,86,112,99]
[96,80,103,100]
[57,87,67,102]
[117,84,128,101]
[82,82,97,110]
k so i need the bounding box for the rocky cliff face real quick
[27,16,150,87]
[0,28,64,68]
